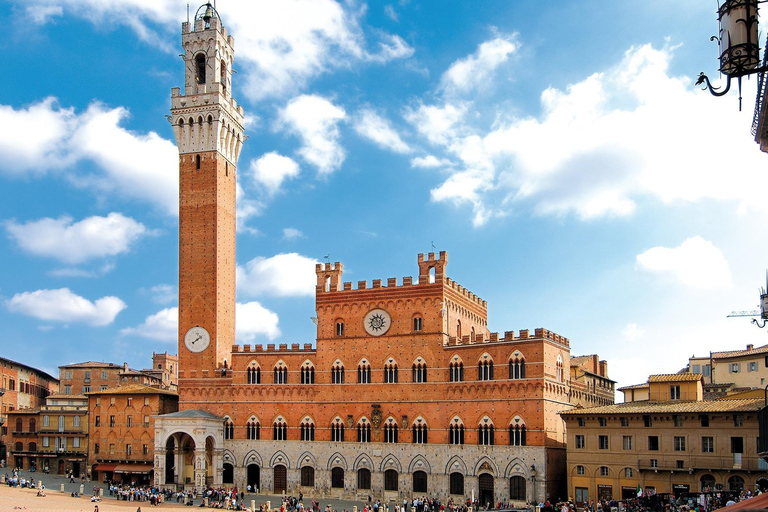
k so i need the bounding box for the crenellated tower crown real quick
[169,3,244,165]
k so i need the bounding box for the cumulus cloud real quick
[407,43,768,226]
[278,95,346,175]
[236,182,263,236]
[410,155,452,169]
[283,228,304,240]
[149,284,176,305]
[636,236,732,290]
[250,152,300,195]
[354,108,411,153]
[26,5,63,24]
[0,99,178,215]
[237,253,318,298]
[236,301,280,342]
[440,34,519,95]
[5,288,126,326]
[6,213,150,264]
[121,307,177,342]
[621,323,645,342]
[49,263,116,279]
[20,0,412,101]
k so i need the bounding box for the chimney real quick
[747,344,754,351]
[123,362,129,372]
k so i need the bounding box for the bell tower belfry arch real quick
[171,3,244,379]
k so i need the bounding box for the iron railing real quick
[751,33,768,137]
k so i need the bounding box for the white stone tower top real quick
[169,2,244,164]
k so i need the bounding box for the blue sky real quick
[3,0,768,394]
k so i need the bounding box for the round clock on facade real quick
[363,309,391,336]
[184,326,210,352]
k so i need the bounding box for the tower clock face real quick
[363,309,391,336]
[184,326,210,353]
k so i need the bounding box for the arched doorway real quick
[757,477,768,493]
[58,460,64,474]
[510,476,526,501]
[450,473,464,496]
[247,464,261,492]
[165,432,197,485]
[700,474,716,492]
[274,465,287,494]
[332,467,345,489]
[479,473,494,508]
[223,463,234,484]
[413,471,427,493]
[728,475,745,493]
[384,469,398,491]
[357,468,371,490]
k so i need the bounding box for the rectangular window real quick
[734,414,744,427]
[42,437,49,447]
[64,385,71,395]
[670,385,680,400]
[730,363,741,373]
[95,416,100,427]
[575,435,585,449]
[127,397,132,407]
[43,416,50,427]
[620,417,629,427]
[599,435,609,450]
[577,418,586,427]
[732,436,744,454]
[650,459,658,468]
[109,415,115,428]
[99,386,107,390]
[143,444,148,455]
[101,371,108,380]
[600,466,609,476]
[648,436,659,451]
[144,397,149,406]
[643,415,652,427]
[692,364,701,374]
[413,317,423,331]
[623,436,633,450]
[94,443,99,454]
[84,371,91,381]
[64,370,72,380]
[703,364,711,377]
[575,488,589,506]
[749,362,758,372]
[73,437,80,448]
[673,415,683,427]
[73,416,80,427]
[677,460,684,469]
[700,415,710,427]
[598,417,607,427]
[674,436,686,451]
[144,415,150,428]
[81,386,90,393]
[702,436,714,453]
[125,444,131,456]
[127,416,132,427]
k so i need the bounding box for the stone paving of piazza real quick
[0,469,369,512]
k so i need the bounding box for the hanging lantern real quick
[718,0,760,77]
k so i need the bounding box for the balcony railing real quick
[638,456,766,472]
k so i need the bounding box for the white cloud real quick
[404,102,468,146]
[440,34,518,95]
[236,301,280,342]
[0,99,178,215]
[621,323,645,342]
[26,5,63,24]
[6,213,150,264]
[149,284,176,305]
[121,307,177,342]
[25,0,411,101]
[5,288,126,326]
[354,108,411,153]
[278,95,346,175]
[410,155,452,169]
[250,152,300,195]
[49,262,116,278]
[237,253,318,298]
[384,5,398,21]
[636,236,732,290]
[283,228,304,240]
[236,182,262,235]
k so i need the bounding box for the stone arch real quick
[408,454,431,474]
[445,455,468,475]
[269,451,290,469]
[473,456,498,476]
[353,453,374,471]
[504,458,528,478]
[243,450,263,467]
[222,449,236,466]
[296,451,317,468]
[479,352,493,363]
[450,354,464,364]
[327,452,348,470]
[380,454,403,473]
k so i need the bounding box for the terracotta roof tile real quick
[648,373,702,382]
[711,343,768,359]
[560,397,764,415]
[85,384,177,396]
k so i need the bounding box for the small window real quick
[620,417,629,427]
[598,417,607,427]
[692,364,701,374]
[734,414,744,427]
[730,363,741,373]
[648,436,659,451]
[700,415,710,427]
[600,466,609,476]
[413,317,423,331]
[577,417,586,427]
[336,322,344,337]
[623,436,632,450]
[625,468,633,477]
[575,435,585,449]
[599,435,608,450]
[702,436,714,453]
[576,465,585,475]
[674,436,686,451]
[670,385,680,400]
[643,415,652,427]
[748,362,758,372]
[650,459,658,468]
[673,415,683,427]
[196,154,201,169]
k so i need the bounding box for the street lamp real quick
[697,0,768,110]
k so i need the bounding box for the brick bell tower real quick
[170,3,244,377]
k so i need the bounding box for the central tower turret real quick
[171,3,244,380]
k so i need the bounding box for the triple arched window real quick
[449,420,465,445]
[509,357,526,379]
[300,419,315,441]
[384,361,398,383]
[479,358,494,381]
[358,361,371,384]
[300,363,315,384]
[274,362,287,384]
[331,363,345,384]
[479,422,494,445]
[509,424,527,446]
[383,418,398,443]
[247,365,261,384]
[357,419,371,443]
[412,419,428,444]
[450,360,464,382]
[412,361,427,383]
[247,419,260,440]
[273,419,287,441]
[331,418,345,442]
[224,419,234,440]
